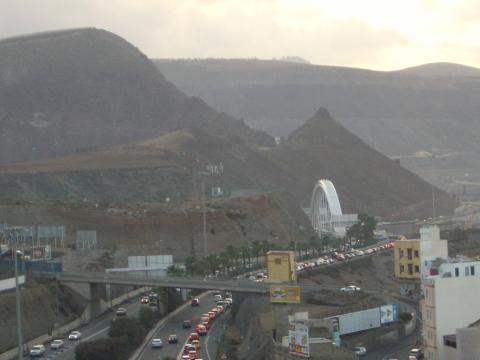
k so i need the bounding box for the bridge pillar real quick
[85,282,105,321]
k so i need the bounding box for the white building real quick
[422,257,480,360]
[420,226,448,279]
[443,321,480,360]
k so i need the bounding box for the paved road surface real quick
[139,293,227,360]
[35,297,143,360]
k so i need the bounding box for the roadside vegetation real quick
[75,307,161,360]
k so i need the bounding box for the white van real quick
[213,294,222,302]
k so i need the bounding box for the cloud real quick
[0,0,478,70]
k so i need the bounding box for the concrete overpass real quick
[37,271,315,321]
[52,272,274,294]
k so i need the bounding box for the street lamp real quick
[6,227,25,359]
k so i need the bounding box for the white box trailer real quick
[329,307,381,335]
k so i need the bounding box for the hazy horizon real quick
[1,0,480,71]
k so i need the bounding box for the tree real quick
[75,338,126,360]
[138,307,158,330]
[204,254,221,276]
[184,256,198,277]
[109,317,145,348]
[166,264,186,277]
[239,246,250,269]
[226,245,239,267]
[347,213,377,246]
[251,240,262,265]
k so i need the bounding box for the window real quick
[407,248,413,260]
[414,250,419,257]
[399,249,404,258]
[274,258,282,265]
[455,267,459,277]
[415,265,420,273]
[400,264,405,273]
[471,266,475,276]
[408,263,413,275]
[465,266,470,276]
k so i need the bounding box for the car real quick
[151,338,163,348]
[30,345,46,357]
[168,334,178,344]
[181,356,190,360]
[116,307,127,316]
[140,296,149,304]
[196,324,208,335]
[409,348,424,359]
[183,320,192,328]
[183,344,196,355]
[201,320,210,330]
[191,298,200,306]
[68,331,82,340]
[208,311,216,320]
[191,339,201,350]
[50,339,64,349]
[188,332,200,342]
[341,285,361,292]
[213,294,222,302]
[188,350,199,359]
[354,346,367,356]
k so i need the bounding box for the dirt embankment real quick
[299,252,397,293]
[0,280,82,352]
[0,193,315,262]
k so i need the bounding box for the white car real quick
[30,345,46,357]
[151,338,163,348]
[354,346,367,356]
[116,307,127,316]
[50,339,64,349]
[341,285,361,292]
[68,331,82,340]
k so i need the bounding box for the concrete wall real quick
[420,226,448,279]
[0,275,25,292]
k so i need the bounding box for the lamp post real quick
[7,228,24,359]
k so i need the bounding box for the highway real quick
[36,297,144,360]
[137,293,227,360]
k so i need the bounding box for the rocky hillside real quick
[264,108,454,218]
[0,28,272,165]
[0,110,454,220]
[154,59,480,193]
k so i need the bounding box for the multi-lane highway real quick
[138,293,227,360]
[34,297,144,360]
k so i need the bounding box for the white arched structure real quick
[309,179,358,237]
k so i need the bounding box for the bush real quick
[109,317,146,349]
[75,337,127,360]
[138,307,160,330]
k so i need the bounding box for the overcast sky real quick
[1,0,480,70]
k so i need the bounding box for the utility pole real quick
[202,176,207,258]
[432,184,436,221]
[10,229,24,359]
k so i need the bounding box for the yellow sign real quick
[270,285,301,303]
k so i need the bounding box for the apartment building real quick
[422,258,480,360]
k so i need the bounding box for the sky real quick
[1,0,480,70]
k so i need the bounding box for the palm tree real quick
[226,245,239,268]
[184,256,197,277]
[251,240,262,265]
[239,246,250,269]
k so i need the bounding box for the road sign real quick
[270,285,301,303]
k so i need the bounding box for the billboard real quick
[288,322,309,357]
[380,304,399,324]
[270,285,301,303]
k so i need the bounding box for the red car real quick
[140,296,149,304]
[188,332,200,342]
[201,320,210,330]
[196,324,207,335]
[208,311,216,320]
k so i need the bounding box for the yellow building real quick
[266,250,296,283]
[394,239,421,279]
